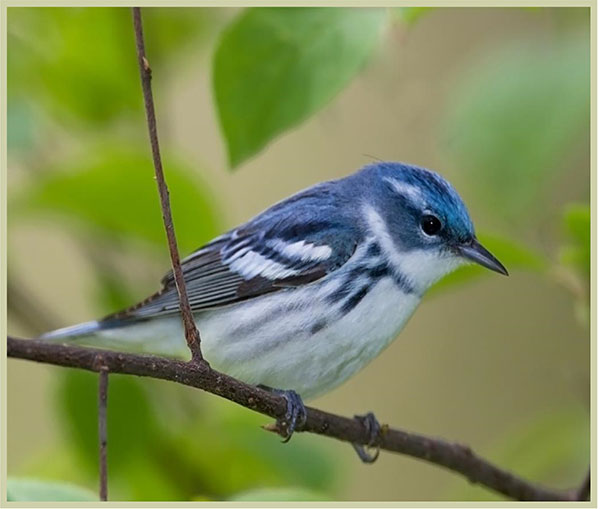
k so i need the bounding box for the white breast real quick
[197,272,420,399]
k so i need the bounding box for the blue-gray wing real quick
[101,184,359,322]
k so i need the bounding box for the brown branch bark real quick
[131,6,203,363]
[98,369,109,501]
[8,336,587,502]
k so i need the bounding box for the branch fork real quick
[132,6,204,365]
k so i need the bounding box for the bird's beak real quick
[456,238,508,276]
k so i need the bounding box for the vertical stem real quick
[98,369,109,501]
[131,7,203,363]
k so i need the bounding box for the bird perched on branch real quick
[42,161,507,460]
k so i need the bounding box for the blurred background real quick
[7,6,590,502]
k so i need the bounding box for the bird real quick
[41,161,507,458]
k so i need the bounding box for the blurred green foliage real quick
[58,372,159,477]
[430,231,547,297]
[393,7,433,25]
[558,203,591,327]
[560,203,591,282]
[451,406,590,500]
[441,33,589,224]
[9,8,139,124]
[19,370,337,501]
[8,8,212,127]
[13,147,220,253]
[7,100,34,154]
[7,6,590,502]
[229,486,330,501]
[213,8,387,167]
[7,478,98,502]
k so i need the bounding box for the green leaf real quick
[7,478,97,501]
[213,7,387,168]
[429,232,548,296]
[15,147,221,254]
[441,33,589,223]
[229,487,330,501]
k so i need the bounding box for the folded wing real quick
[101,184,360,323]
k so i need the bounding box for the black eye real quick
[421,214,442,236]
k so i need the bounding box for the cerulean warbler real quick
[42,162,507,446]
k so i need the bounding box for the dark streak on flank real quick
[329,262,389,304]
[348,264,369,279]
[330,259,416,316]
[367,263,388,279]
[327,278,355,304]
[310,319,328,334]
[341,285,371,314]
[391,271,415,295]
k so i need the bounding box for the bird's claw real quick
[259,385,307,442]
[278,389,307,442]
[352,412,381,464]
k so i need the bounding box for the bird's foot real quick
[352,412,382,464]
[259,385,307,443]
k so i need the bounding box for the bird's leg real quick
[352,412,382,464]
[258,385,307,442]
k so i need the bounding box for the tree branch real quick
[98,369,109,502]
[8,336,586,502]
[131,7,203,363]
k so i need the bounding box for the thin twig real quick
[98,369,109,501]
[8,336,584,502]
[131,7,203,363]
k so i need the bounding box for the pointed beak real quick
[456,238,508,276]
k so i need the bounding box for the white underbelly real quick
[90,277,421,400]
[199,277,421,399]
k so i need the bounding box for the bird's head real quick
[359,162,507,291]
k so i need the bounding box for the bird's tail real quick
[39,316,188,358]
[39,320,103,341]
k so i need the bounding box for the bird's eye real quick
[420,214,442,236]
